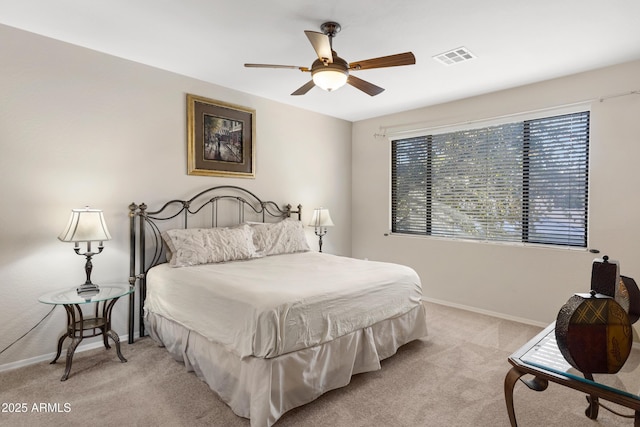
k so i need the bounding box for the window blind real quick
[391,111,590,247]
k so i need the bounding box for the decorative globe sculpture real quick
[616,276,640,324]
[555,291,631,374]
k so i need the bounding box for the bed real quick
[128,186,428,426]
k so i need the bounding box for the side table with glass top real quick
[39,284,134,381]
[505,322,640,426]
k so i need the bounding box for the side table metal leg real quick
[520,376,548,392]
[50,334,68,364]
[583,374,600,421]
[585,395,600,420]
[53,304,76,365]
[107,330,127,363]
[102,325,111,349]
[504,367,524,427]
[61,338,81,381]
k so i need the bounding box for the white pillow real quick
[249,218,310,256]
[161,224,260,267]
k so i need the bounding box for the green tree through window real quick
[391,111,589,247]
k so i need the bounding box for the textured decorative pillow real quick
[249,218,310,256]
[162,224,260,267]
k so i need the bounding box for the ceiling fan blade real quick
[245,63,309,72]
[304,30,333,63]
[347,75,384,96]
[349,52,416,71]
[291,80,316,96]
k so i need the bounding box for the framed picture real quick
[187,94,255,178]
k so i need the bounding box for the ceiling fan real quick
[244,22,416,97]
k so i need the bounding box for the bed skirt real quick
[144,304,427,427]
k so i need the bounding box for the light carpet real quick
[0,302,634,426]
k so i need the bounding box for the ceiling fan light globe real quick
[312,69,348,92]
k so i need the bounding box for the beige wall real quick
[0,24,352,368]
[352,59,640,326]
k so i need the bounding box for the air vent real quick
[433,47,476,66]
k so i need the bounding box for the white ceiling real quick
[2,0,640,122]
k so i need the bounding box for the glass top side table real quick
[505,322,640,426]
[39,284,133,381]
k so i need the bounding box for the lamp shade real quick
[309,208,334,228]
[58,208,111,242]
[312,68,348,92]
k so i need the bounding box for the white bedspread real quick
[144,252,423,358]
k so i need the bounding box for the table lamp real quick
[58,207,111,296]
[309,207,334,253]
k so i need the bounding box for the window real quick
[391,111,590,247]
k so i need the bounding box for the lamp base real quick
[314,229,327,253]
[77,283,100,298]
[75,244,102,298]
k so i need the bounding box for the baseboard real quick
[421,296,548,328]
[0,332,139,373]
[422,297,640,350]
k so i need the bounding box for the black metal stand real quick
[74,241,103,296]
[50,297,127,381]
[314,228,328,253]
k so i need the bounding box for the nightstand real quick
[39,284,133,381]
[505,322,640,425]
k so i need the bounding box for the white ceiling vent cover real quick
[433,47,476,66]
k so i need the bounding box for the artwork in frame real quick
[187,94,255,178]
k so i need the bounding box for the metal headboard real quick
[127,185,302,343]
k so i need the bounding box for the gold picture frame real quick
[187,94,255,178]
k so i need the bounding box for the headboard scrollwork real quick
[127,185,302,342]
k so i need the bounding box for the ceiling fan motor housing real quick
[320,22,341,38]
